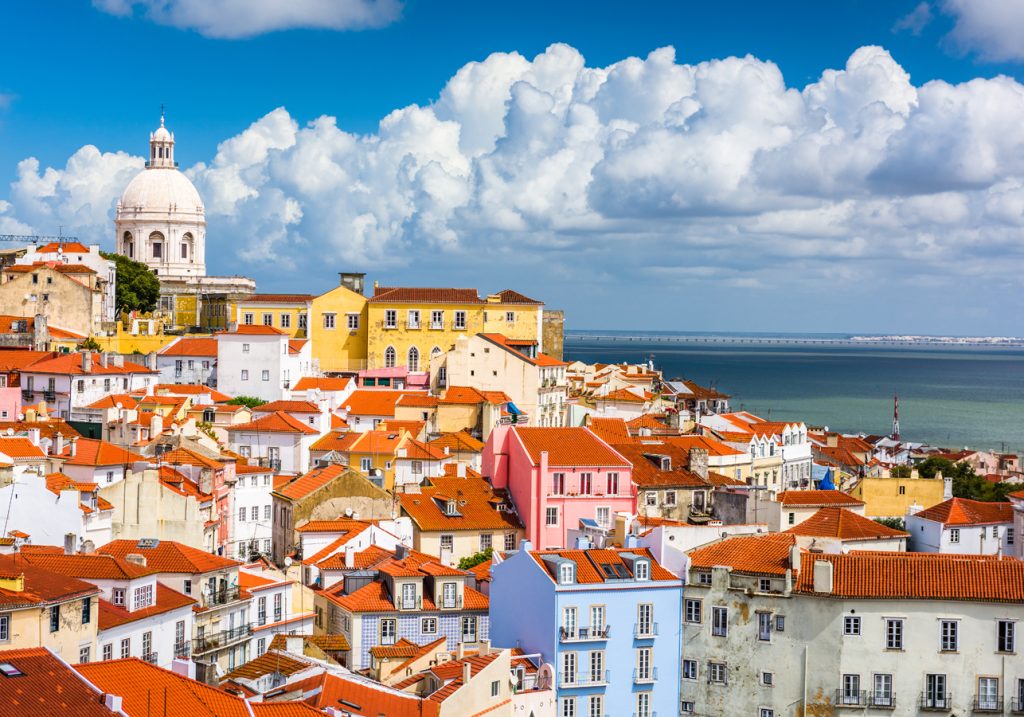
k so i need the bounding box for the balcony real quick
[834,690,867,707]
[192,624,252,654]
[1011,698,1024,714]
[632,713,656,717]
[868,694,895,710]
[173,641,191,659]
[973,696,1003,713]
[920,693,953,711]
[199,586,243,609]
[439,596,463,610]
[633,666,657,684]
[21,390,33,401]
[142,652,159,665]
[559,625,610,642]
[559,670,610,688]
[399,596,423,611]
[634,622,658,639]
[268,459,282,472]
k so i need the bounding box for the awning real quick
[507,402,523,415]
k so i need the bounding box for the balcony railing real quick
[142,652,159,665]
[559,625,610,642]
[920,693,953,711]
[200,586,242,608]
[634,622,658,638]
[21,390,33,401]
[43,390,56,402]
[1011,698,1024,714]
[632,713,656,717]
[633,666,657,684]
[869,694,895,709]
[834,689,867,707]
[268,459,282,472]
[559,670,610,688]
[192,624,252,654]
[174,641,191,659]
[400,596,423,611]
[973,696,1003,713]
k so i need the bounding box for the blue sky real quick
[3,0,1024,334]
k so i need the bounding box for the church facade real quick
[115,115,253,328]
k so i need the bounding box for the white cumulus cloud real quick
[92,0,401,38]
[942,0,1024,62]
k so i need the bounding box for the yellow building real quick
[232,293,315,338]
[308,275,369,373]
[0,556,100,664]
[849,472,950,519]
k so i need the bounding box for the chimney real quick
[27,427,40,447]
[345,544,356,568]
[456,642,465,660]
[82,352,92,373]
[285,635,304,655]
[103,695,123,712]
[788,544,801,570]
[63,533,76,555]
[826,434,839,448]
[462,660,472,685]
[339,272,366,296]
[150,413,164,437]
[395,545,409,561]
[124,553,147,567]
[112,354,124,367]
[147,351,157,370]
[69,436,78,458]
[100,352,109,368]
[812,560,834,594]
[687,448,709,480]
[478,639,490,656]
[457,463,466,478]
[54,432,65,457]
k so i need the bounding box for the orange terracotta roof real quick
[330,414,349,430]
[396,393,440,408]
[275,464,350,501]
[598,387,651,403]
[228,411,319,435]
[288,339,307,354]
[370,287,483,304]
[348,429,404,456]
[224,324,289,336]
[24,352,154,375]
[0,419,82,439]
[477,333,566,367]
[428,431,485,453]
[343,390,419,417]
[98,539,238,574]
[439,386,488,405]
[241,293,314,304]
[399,438,448,461]
[0,436,46,459]
[257,400,321,413]
[707,470,745,487]
[378,420,426,438]
[468,559,492,582]
[911,497,1013,527]
[0,647,120,716]
[688,533,797,576]
[98,583,196,629]
[0,554,100,607]
[84,393,139,409]
[0,349,51,371]
[158,337,218,356]
[795,552,1024,602]
[370,637,422,659]
[311,430,356,453]
[20,552,157,579]
[224,649,312,681]
[292,376,352,392]
[267,633,350,653]
[159,447,225,469]
[5,262,96,275]
[586,417,632,444]
[155,384,232,401]
[612,442,709,488]
[299,671,439,716]
[529,547,676,584]
[512,427,629,467]
[399,475,523,532]
[35,241,92,253]
[493,288,541,304]
[777,490,864,507]
[313,544,394,571]
[783,507,909,540]
[328,579,488,613]
[61,438,145,466]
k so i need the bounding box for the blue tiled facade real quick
[356,611,490,669]
[490,545,682,717]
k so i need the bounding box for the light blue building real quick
[490,541,683,717]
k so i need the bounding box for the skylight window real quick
[0,663,24,677]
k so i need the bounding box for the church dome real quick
[118,167,204,215]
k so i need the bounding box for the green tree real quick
[457,547,492,570]
[227,396,266,409]
[874,516,905,531]
[80,336,102,352]
[889,464,911,478]
[916,456,1010,501]
[101,251,160,313]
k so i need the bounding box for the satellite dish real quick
[5,428,12,436]
[283,556,293,568]
[536,663,554,690]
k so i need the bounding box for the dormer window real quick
[634,560,650,581]
[446,500,457,516]
[559,563,574,585]
[660,456,671,471]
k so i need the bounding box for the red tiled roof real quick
[98,540,238,574]
[0,436,46,459]
[257,400,321,413]
[477,333,565,367]
[241,293,314,304]
[613,441,709,488]
[275,464,350,501]
[158,337,218,356]
[24,352,154,375]
[370,287,483,304]
[292,376,352,391]
[155,384,232,402]
[98,583,196,629]
[493,288,541,304]
[0,554,100,608]
[84,393,139,409]
[439,386,487,405]
[60,438,145,466]
[224,649,311,681]
[228,411,319,435]
[35,241,91,253]
[586,417,632,444]
[343,390,419,417]
[911,497,1013,527]
[399,438,448,461]
[159,447,226,469]
[328,579,488,613]
[795,552,1024,602]
[688,533,797,576]
[512,427,629,467]
[311,430,357,453]
[783,507,908,540]
[224,324,289,336]
[777,490,864,507]
[529,547,676,584]
[300,671,440,717]
[20,552,157,579]
[370,637,422,659]
[597,387,650,403]
[396,393,440,408]
[267,633,350,653]
[0,647,120,716]
[400,475,523,532]
[428,431,485,453]
[313,544,393,571]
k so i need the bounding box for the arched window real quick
[408,346,419,372]
[149,231,164,260]
[431,346,442,358]
[384,346,396,369]
[122,231,133,259]
[181,232,193,260]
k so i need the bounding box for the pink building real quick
[484,425,634,550]
[0,387,21,421]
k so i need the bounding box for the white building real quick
[227,411,318,475]
[906,497,1015,555]
[17,241,117,322]
[681,533,1024,717]
[240,567,314,657]
[156,337,218,386]
[230,464,276,561]
[217,325,313,402]
[24,352,157,419]
[0,467,113,550]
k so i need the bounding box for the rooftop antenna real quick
[892,394,901,441]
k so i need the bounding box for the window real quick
[262,313,273,326]
[586,696,602,717]
[762,672,774,686]
[635,691,651,717]
[322,312,336,330]
[950,528,960,543]
[407,310,420,329]
[1008,528,1015,544]
[757,612,772,641]
[175,621,185,647]
[490,679,500,698]
[552,472,565,495]
[664,489,677,506]
[759,578,772,592]
[261,370,270,381]
[0,614,7,642]
[133,584,154,610]
[681,702,695,714]
[480,533,492,551]
[998,620,1015,652]
[885,618,903,649]
[384,346,396,368]
[505,311,515,322]
[378,618,397,645]
[634,560,649,581]
[431,310,444,329]
[242,312,254,325]
[844,615,861,635]
[49,605,59,633]
[560,697,576,717]
[384,309,397,329]
[579,472,592,494]
[873,673,893,707]
[940,620,958,652]
[440,535,454,553]
[708,661,728,684]
[264,505,271,520]
[278,313,291,329]
[977,677,1000,711]
[454,311,466,330]
[924,674,947,709]
[152,242,162,258]
[637,603,653,636]
[421,617,437,634]
[79,646,90,664]
[546,507,558,526]
[775,615,786,632]
[408,346,419,372]
[595,507,610,527]
[112,588,125,607]
[559,564,574,585]
[685,599,702,623]
[636,646,652,681]
[241,369,249,381]
[606,472,618,494]
[360,457,372,472]
[256,637,266,657]
[102,643,112,660]
[183,580,191,595]
[242,343,250,354]
[683,659,698,680]
[898,485,906,495]
[643,491,657,507]
[142,631,152,658]
[239,506,247,522]
[81,598,91,624]
[712,606,728,637]
[787,512,795,525]
[120,638,130,658]
[760,710,774,717]
[461,616,477,641]
[841,674,861,704]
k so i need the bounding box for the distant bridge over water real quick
[565,333,1024,349]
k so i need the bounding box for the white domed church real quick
[114,115,253,327]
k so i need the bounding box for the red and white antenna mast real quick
[892,394,901,441]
